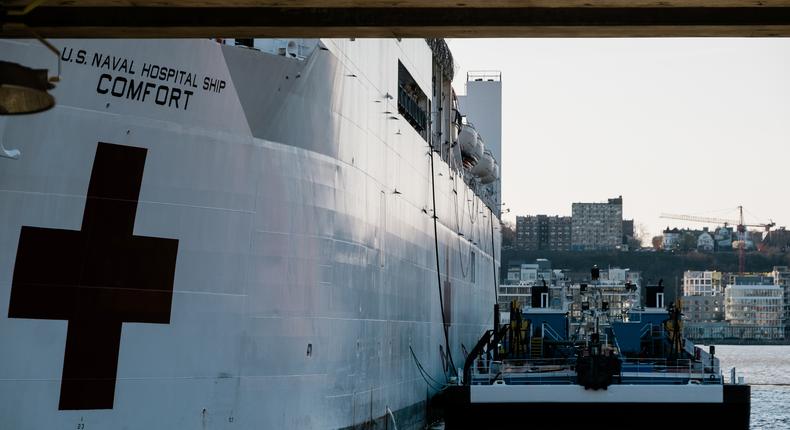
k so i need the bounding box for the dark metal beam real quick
[4,6,790,37]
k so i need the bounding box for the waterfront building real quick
[772,266,790,331]
[684,322,782,341]
[498,284,532,309]
[681,295,725,323]
[726,274,774,287]
[518,262,549,284]
[682,270,724,296]
[681,271,725,325]
[499,259,569,309]
[571,196,623,251]
[506,266,521,283]
[684,269,790,341]
[724,277,784,339]
[600,267,642,286]
[514,259,557,284]
[515,215,572,251]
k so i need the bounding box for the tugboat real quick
[440,267,751,429]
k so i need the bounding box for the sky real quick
[446,38,790,240]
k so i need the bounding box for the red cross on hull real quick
[8,142,179,410]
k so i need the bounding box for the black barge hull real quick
[438,384,750,430]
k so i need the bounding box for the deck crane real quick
[660,206,775,273]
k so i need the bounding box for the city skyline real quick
[447,38,789,240]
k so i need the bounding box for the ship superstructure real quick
[443,268,751,429]
[0,38,500,429]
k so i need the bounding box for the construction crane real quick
[660,206,775,273]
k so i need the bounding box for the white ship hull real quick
[0,38,499,429]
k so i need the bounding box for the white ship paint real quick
[0,38,500,429]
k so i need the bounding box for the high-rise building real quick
[516,215,572,251]
[622,219,635,248]
[622,219,634,239]
[571,196,623,251]
[458,71,501,216]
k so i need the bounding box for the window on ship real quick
[397,61,429,140]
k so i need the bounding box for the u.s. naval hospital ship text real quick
[58,45,230,111]
[0,38,501,429]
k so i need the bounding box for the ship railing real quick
[542,323,563,341]
[611,333,624,356]
[638,323,668,340]
[397,85,427,132]
[467,71,502,82]
[620,358,694,382]
[729,367,746,385]
[470,358,576,385]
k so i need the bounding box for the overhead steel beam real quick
[6,1,790,6]
[4,3,790,37]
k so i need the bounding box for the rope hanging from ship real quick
[451,164,473,279]
[450,140,495,291]
[428,138,457,378]
[409,345,447,393]
[453,186,471,277]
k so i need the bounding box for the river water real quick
[709,345,790,429]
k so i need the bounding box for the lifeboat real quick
[459,123,483,167]
[471,149,494,180]
[481,160,499,184]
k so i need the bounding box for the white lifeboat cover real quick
[459,124,479,158]
[471,149,494,177]
[481,161,499,184]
